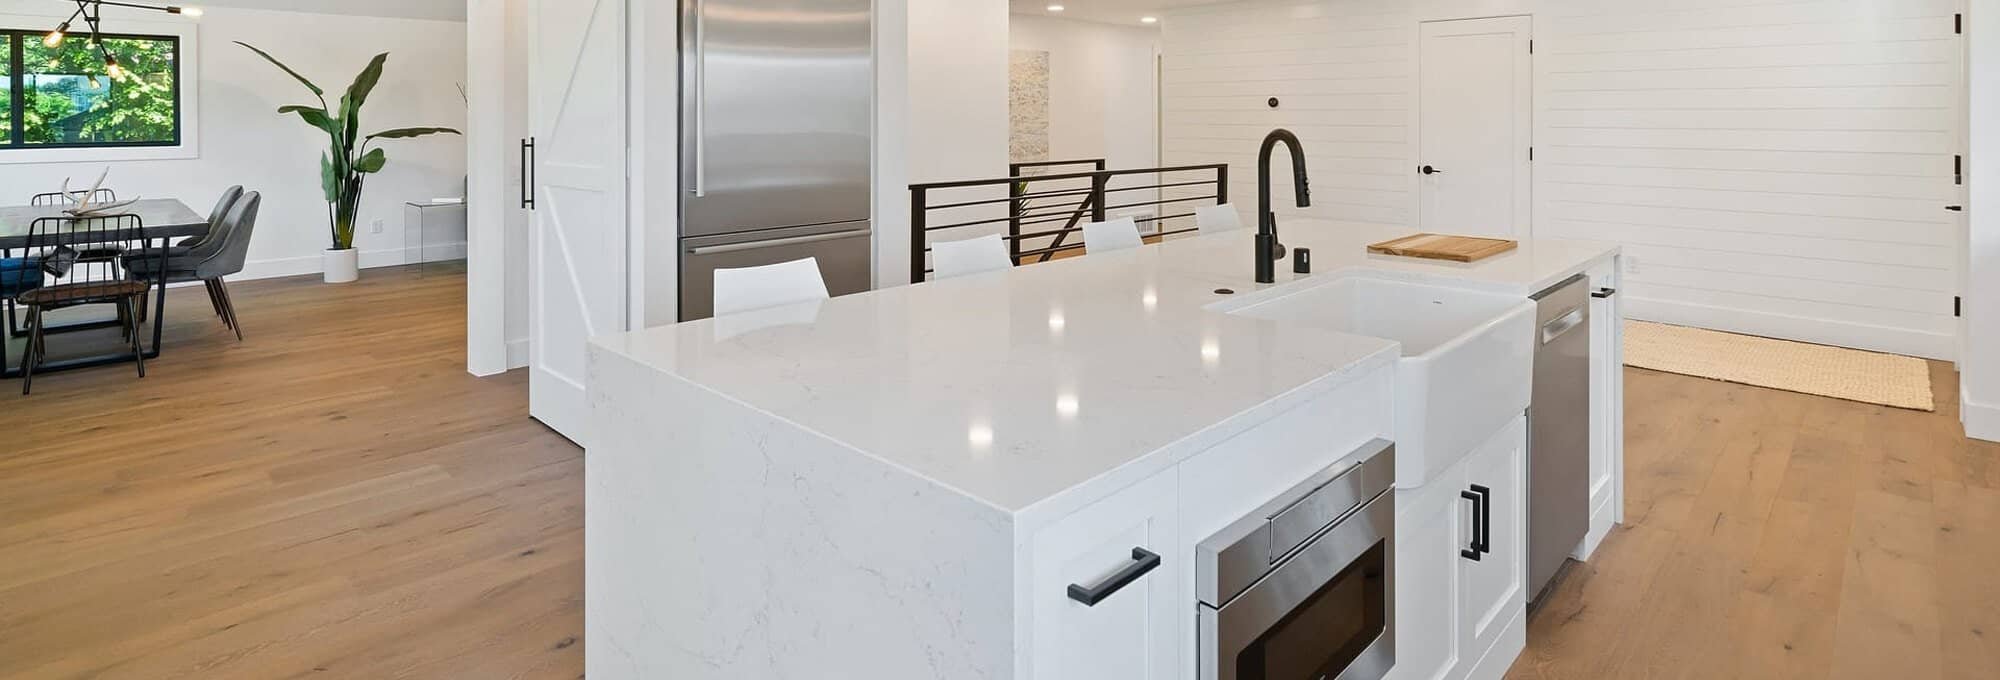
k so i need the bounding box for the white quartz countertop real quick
[591,220,1617,514]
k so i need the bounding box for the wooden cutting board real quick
[1366,233,1518,263]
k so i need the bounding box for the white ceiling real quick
[187,0,465,22]
[1008,0,1218,27]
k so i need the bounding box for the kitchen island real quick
[585,220,1622,680]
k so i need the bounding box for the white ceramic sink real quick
[1223,276,1536,487]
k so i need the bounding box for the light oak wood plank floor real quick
[1508,361,2000,680]
[0,265,584,679]
[4,267,1997,678]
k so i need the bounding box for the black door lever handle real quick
[1420,165,1443,176]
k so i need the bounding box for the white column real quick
[465,0,510,376]
[1965,0,2000,440]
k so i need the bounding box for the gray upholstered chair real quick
[179,185,244,249]
[126,192,262,341]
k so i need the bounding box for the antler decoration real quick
[59,166,139,216]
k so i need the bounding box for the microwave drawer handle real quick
[1067,547,1163,607]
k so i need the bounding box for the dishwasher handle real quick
[1541,307,1587,345]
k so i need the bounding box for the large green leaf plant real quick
[237,42,461,251]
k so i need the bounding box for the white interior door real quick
[529,0,627,444]
[1418,17,1532,239]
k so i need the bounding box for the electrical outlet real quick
[371,218,385,234]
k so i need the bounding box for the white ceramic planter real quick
[323,248,360,284]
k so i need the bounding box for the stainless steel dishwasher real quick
[1528,274,1591,603]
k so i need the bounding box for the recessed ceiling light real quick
[1141,16,1158,23]
[1047,4,1064,11]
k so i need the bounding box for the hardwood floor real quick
[1507,361,2000,680]
[4,266,1997,678]
[0,265,584,679]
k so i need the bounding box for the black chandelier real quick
[43,0,202,78]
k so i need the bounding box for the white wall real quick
[879,0,1012,287]
[1008,14,1161,171]
[1163,0,1965,359]
[0,3,467,281]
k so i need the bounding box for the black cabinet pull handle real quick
[1067,547,1162,606]
[1460,490,1483,562]
[1592,287,1617,299]
[1471,484,1493,555]
[521,137,536,210]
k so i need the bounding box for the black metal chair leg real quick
[21,306,40,395]
[125,297,146,378]
[217,278,243,341]
[204,279,225,322]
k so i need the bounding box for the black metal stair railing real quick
[908,160,1230,283]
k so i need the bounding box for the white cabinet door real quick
[1587,264,1624,538]
[1458,418,1527,668]
[1386,478,1466,680]
[1031,472,1181,680]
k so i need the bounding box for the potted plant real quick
[238,42,460,283]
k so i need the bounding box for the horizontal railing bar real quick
[911,163,1227,191]
[924,179,1223,212]
[926,187,1094,211]
[1101,195,1222,213]
[1011,158,1104,171]
[928,211,1086,232]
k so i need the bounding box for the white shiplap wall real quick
[1161,0,1965,359]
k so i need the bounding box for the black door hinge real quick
[1528,39,1535,54]
[1957,13,1964,34]
[1956,296,1963,318]
[1957,154,1965,185]
[1528,146,1535,161]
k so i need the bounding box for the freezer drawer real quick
[680,222,873,321]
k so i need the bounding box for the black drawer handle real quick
[1460,489,1483,562]
[1067,547,1162,606]
[1592,287,1616,299]
[1471,484,1492,555]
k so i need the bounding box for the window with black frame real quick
[0,29,179,148]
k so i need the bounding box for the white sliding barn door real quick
[1418,16,1534,240]
[528,0,628,444]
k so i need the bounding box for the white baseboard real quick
[506,337,530,370]
[1625,295,1955,361]
[1963,389,2000,443]
[235,243,469,282]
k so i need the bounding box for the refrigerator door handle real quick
[685,228,872,255]
[687,0,707,197]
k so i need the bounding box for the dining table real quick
[0,198,208,379]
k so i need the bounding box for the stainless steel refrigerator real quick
[679,0,874,321]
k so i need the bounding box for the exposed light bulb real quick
[43,26,65,48]
[104,53,124,80]
[171,6,205,16]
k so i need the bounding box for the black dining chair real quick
[125,192,261,340]
[31,188,116,207]
[7,214,159,394]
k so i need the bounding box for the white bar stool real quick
[1083,216,1143,253]
[713,257,830,317]
[1195,203,1244,233]
[931,234,1014,279]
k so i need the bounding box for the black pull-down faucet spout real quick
[1256,129,1311,284]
